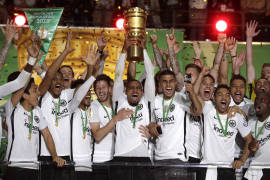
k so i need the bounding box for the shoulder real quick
[243,98,253,105]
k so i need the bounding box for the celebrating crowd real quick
[0,19,270,180]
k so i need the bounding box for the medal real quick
[54,98,60,127]
[80,108,88,139]
[162,96,174,126]
[131,105,139,128]
[28,110,33,140]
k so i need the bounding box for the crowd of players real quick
[0,19,270,180]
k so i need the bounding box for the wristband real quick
[28,56,37,66]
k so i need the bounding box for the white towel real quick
[244,167,263,180]
[205,166,218,180]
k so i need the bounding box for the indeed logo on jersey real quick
[213,124,234,137]
[24,120,39,134]
[129,112,143,123]
[156,115,175,125]
[257,133,270,147]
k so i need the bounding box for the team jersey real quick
[153,92,190,161]
[40,76,95,157]
[0,115,2,148]
[90,100,115,163]
[112,50,155,158]
[201,102,251,164]
[5,99,47,169]
[40,89,74,156]
[114,96,151,157]
[249,116,270,164]
[71,107,92,171]
[229,97,255,158]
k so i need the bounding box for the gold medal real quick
[28,133,32,140]
[55,121,58,127]
[83,133,86,139]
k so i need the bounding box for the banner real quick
[23,8,63,65]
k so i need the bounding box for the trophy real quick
[124,7,147,62]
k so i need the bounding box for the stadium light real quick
[115,18,125,30]
[14,14,27,27]
[215,20,227,32]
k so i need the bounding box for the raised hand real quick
[0,19,17,42]
[193,41,202,59]
[25,31,42,58]
[166,28,176,48]
[217,33,226,44]
[225,37,237,52]
[81,44,99,66]
[174,41,182,54]
[202,66,210,76]
[192,57,204,69]
[233,50,246,70]
[246,20,261,39]
[64,31,75,54]
[96,32,107,51]
[150,34,157,45]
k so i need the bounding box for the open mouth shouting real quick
[233,91,243,102]
[164,87,173,96]
[203,89,211,99]
[220,100,228,109]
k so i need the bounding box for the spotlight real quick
[115,18,125,30]
[215,20,227,32]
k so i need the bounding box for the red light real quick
[216,20,227,32]
[14,15,26,27]
[115,18,125,30]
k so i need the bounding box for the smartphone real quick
[184,73,192,83]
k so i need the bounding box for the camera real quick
[184,73,192,83]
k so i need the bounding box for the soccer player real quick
[201,85,253,180]
[4,78,65,180]
[110,34,155,180]
[244,92,270,180]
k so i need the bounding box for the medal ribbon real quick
[28,110,33,140]
[162,96,174,121]
[216,111,229,137]
[80,109,88,138]
[255,116,270,139]
[55,98,60,127]
[99,101,114,121]
[131,105,139,128]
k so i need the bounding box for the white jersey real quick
[249,116,270,164]
[186,101,213,159]
[40,89,74,156]
[72,107,92,171]
[201,102,251,164]
[114,96,150,157]
[5,99,47,169]
[153,92,190,161]
[230,97,255,158]
[90,100,114,163]
[0,115,2,148]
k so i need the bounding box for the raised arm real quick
[210,33,226,83]
[69,44,98,113]
[166,29,184,92]
[0,19,17,70]
[219,37,237,85]
[39,32,74,96]
[246,20,260,84]
[150,34,165,70]
[186,83,203,116]
[194,66,210,94]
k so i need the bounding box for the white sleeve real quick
[69,76,96,113]
[98,60,105,75]
[4,98,14,120]
[38,108,48,130]
[174,91,192,112]
[202,102,214,115]
[0,70,30,98]
[90,102,100,123]
[237,114,251,138]
[112,53,126,102]
[143,50,155,102]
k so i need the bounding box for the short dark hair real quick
[185,63,202,74]
[262,63,270,68]
[214,84,230,97]
[159,69,176,79]
[20,78,35,103]
[126,79,142,90]
[7,71,20,82]
[230,75,246,86]
[60,65,74,77]
[94,74,112,90]
[203,74,215,84]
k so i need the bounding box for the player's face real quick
[185,67,199,84]
[159,74,176,99]
[25,83,40,107]
[230,79,246,105]
[60,67,73,89]
[261,66,270,81]
[199,76,215,101]
[95,80,110,103]
[126,81,143,106]
[254,93,270,118]
[255,78,270,94]
[49,72,64,98]
[214,88,231,114]
[82,90,91,107]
